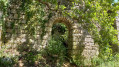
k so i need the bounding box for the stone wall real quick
[1,0,119,66]
[1,0,98,65]
[44,15,99,65]
[2,0,43,55]
[3,0,99,63]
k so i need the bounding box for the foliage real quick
[0,0,119,66]
[0,46,18,67]
[46,38,66,56]
[91,53,119,67]
[70,54,85,66]
[39,0,119,66]
[0,0,9,43]
[64,0,119,58]
[19,0,119,57]
[52,23,66,35]
[21,51,42,66]
[42,38,67,67]
[52,23,68,41]
[0,57,16,67]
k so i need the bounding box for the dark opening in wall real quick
[51,23,68,47]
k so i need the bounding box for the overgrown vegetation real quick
[0,0,119,67]
[0,45,18,67]
[42,38,67,67]
[91,54,119,67]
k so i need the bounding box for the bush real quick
[0,57,17,67]
[0,46,17,67]
[43,38,67,67]
[91,53,119,67]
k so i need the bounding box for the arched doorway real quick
[43,16,82,57]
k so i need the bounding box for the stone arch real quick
[42,15,82,56]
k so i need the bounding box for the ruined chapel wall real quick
[3,0,43,51]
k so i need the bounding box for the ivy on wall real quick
[0,0,9,43]
[0,0,119,60]
[22,0,119,59]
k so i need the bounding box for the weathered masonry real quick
[0,0,119,65]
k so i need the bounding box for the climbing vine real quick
[21,0,119,59]
[19,0,119,56]
[20,0,50,39]
[0,0,119,66]
[0,0,9,43]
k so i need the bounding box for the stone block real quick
[73,36,81,42]
[86,35,92,38]
[29,39,35,44]
[45,27,52,32]
[43,34,49,40]
[73,34,82,37]
[35,35,41,39]
[92,45,99,50]
[36,28,42,33]
[20,15,25,19]
[84,45,92,50]
[46,22,53,27]
[36,26,41,29]
[85,37,94,43]
[35,31,42,35]
[41,40,47,46]
[85,42,94,45]
[9,38,14,43]
[72,29,81,34]
[21,38,26,43]
[84,37,91,41]
[19,34,26,38]
[72,25,79,29]
[82,50,91,58]
[90,50,98,56]
[73,42,80,45]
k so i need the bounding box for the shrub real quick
[43,38,67,67]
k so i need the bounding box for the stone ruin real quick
[0,0,119,65]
